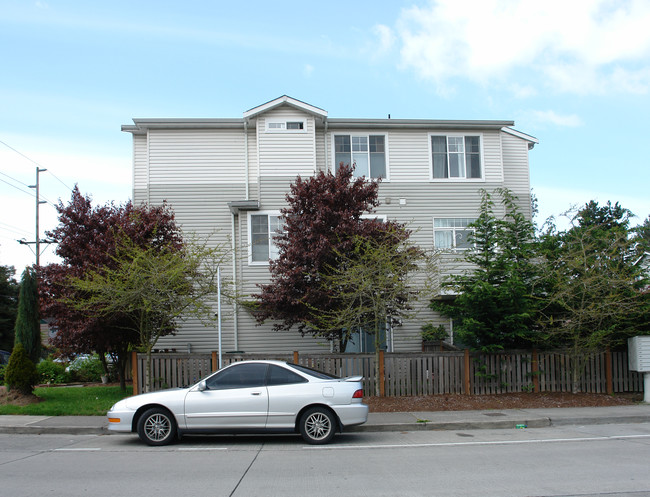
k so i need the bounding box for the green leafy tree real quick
[0,265,19,350]
[66,236,230,392]
[306,227,435,394]
[538,201,649,350]
[14,267,41,362]
[432,188,539,352]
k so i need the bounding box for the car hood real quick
[120,387,189,409]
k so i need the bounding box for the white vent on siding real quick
[265,120,305,133]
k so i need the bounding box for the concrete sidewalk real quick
[1,404,649,436]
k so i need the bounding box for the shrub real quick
[37,358,71,384]
[0,364,5,384]
[67,355,104,383]
[4,343,39,394]
[421,323,449,342]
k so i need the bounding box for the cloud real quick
[529,110,583,127]
[394,0,650,95]
[374,24,396,54]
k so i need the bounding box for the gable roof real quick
[243,95,328,120]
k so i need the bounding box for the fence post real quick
[293,351,299,364]
[378,350,385,397]
[131,350,138,395]
[464,349,471,395]
[532,349,540,393]
[211,351,218,372]
[605,347,613,395]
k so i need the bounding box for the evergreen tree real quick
[14,267,41,362]
[0,265,19,350]
[432,188,539,351]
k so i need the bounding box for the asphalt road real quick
[2,423,650,497]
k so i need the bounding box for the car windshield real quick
[288,363,339,380]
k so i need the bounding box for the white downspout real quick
[231,211,238,350]
[244,121,250,200]
[324,121,328,173]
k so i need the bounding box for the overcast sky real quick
[1,0,649,274]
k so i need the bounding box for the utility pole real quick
[18,167,53,266]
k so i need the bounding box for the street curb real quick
[1,411,649,436]
[0,426,109,435]
[348,417,552,432]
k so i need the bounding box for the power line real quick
[0,169,32,189]
[0,221,32,237]
[0,138,47,169]
[0,137,74,200]
[0,177,35,198]
[47,169,73,193]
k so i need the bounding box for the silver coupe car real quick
[107,360,368,446]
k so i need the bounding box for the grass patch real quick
[0,386,133,416]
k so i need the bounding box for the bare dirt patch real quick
[365,392,643,412]
[0,385,42,407]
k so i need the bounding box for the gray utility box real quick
[628,336,650,372]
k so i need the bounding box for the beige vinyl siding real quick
[482,130,504,182]
[148,129,246,185]
[386,130,429,182]
[315,127,327,173]
[128,114,534,354]
[501,132,532,218]
[257,109,316,178]
[246,126,259,197]
[133,134,148,194]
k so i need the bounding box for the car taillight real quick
[352,389,363,399]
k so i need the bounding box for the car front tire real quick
[137,407,177,446]
[299,407,336,444]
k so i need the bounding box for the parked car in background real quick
[108,360,368,446]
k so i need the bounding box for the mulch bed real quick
[365,392,644,412]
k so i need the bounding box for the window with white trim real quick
[250,212,283,263]
[433,218,475,249]
[430,135,482,179]
[334,134,386,179]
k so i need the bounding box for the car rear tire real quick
[299,407,336,444]
[137,407,177,446]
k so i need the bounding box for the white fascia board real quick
[502,127,540,147]
[325,119,514,130]
[243,95,328,119]
[122,119,244,133]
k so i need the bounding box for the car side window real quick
[267,364,308,386]
[206,363,268,390]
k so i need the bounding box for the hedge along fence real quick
[132,349,644,396]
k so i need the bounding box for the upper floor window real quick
[334,134,386,179]
[434,218,475,249]
[250,212,283,264]
[266,120,306,133]
[430,135,482,180]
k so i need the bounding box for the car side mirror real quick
[197,380,207,392]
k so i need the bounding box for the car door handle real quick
[251,392,261,396]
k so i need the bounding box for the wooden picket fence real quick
[132,349,644,396]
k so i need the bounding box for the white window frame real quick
[331,132,389,180]
[248,211,283,265]
[265,120,307,133]
[428,133,484,182]
[433,217,476,250]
